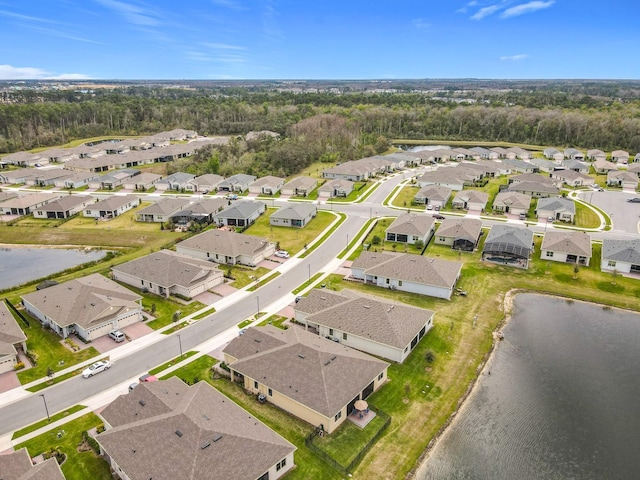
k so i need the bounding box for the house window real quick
[385,278,390,284]
[608,260,616,268]
[546,251,554,257]
[141,280,144,285]
[399,280,403,286]
[276,458,287,471]
[378,372,384,380]
[268,388,273,397]
[334,411,342,422]
[329,328,333,336]
[254,380,258,389]
[343,332,347,341]
[439,237,446,242]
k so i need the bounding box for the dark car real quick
[627,197,640,203]
[433,214,445,220]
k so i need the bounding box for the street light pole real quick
[307,264,311,285]
[38,394,50,422]
[346,233,349,252]
[177,334,183,358]
[256,296,260,317]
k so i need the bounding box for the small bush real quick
[14,361,25,371]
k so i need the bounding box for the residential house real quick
[433,217,483,251]
[482,224,534,268]
[223,326,389,434]
[212,200,266,228]
[561,159,590,173]
[53,171,98,189]
[111,250,223,299]
[607,170,639,189]
[155,172,196,192]
[462,161,500,178]
[564,148,585,160]
[26,169,71,187]
[601,238,640,274]
[184,174,224,193]
[536,197,576,223]
[0,302,27,374]
[478,160,511,175]
[550,169,594,187]
[611,150,630,164]
[269,203,317,228]
[506,146,532,160]
[541,231,591,266]
[84,195,140,219]
[503,158,538,173]
[414,185,452,208]
[317,179,354,198]
[97,378,296,480]
[587,149,607,161]
[417,170,465,191]
[88,169,139,190]
[508,181,559,198]
[492,191,531,216]
[0,192,60,216]
[217,174,257,193]
[385,213,435,245]
[0,448,65,480]
[451,190,489,211]
[32,195,94,219]
[281,176,319,197]
[2,151,44,167]
[469,146,496,159]
[176,229,275,267]
[635,153,640,163]
[169,198,228,225]
[135,198,191,223]
[543,148,564,162]
[246,130,280,141]
[42,147,78,164]
[489,147,509,159]
[22,273,143,341]
[248,175,285,195]
[122,172,162,191]
[350,251,462,300]
[593,158,618,174]
[296,289,434,363]
[527,158,557,173]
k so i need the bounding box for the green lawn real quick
[257,314,288,329]
[390,185,421,209]
[574,200,602,229]
[16,320,100,385]
[15,413,111,480]
[327,182,369,202]
[149,351,198,375]
[12,405,86,440]
[227,266,271,289]
[247,271,281,291]
[244,210,335,254]
[355,217,425,258]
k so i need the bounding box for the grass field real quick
[390,185,421,209]
[574,201,601,228]
[12,405,86,440]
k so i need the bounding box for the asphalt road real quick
[577,190,640,236]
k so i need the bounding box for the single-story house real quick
[111,250,223,299]
[417,170,465,191]
[607,170,639,189]
[543,148,565,162]
[469,146,495,159]
[184,174,224,193]
[561,159,590,173]
[223,326,389,434]
[135,198,191,223]
[587,149,606,161]
[601,238,640,274]
[317,179,354,198]
[22,273,143,341]
[414,185,452,207]
[83,195,141,219]
[593,158,617,174]
[217,174,257,193]
[482,224,534,268]
[385,213,435,245]
[97,378,296,480]
[492,191,531,216]
[503,158,538,173]
[176,229,275,267]
[527,158,556,173]
[213,200,266,228]
[0,192,61,216]
[322,162,372,182]
[248,175,285,195]
[509,173,556,186]
[536,197,576,223]
[53,170,98,189]
[350,251,463,300]
[281,176,319,197]
[269,203,317,228]
[611,150,630,164]
[0,448,65,480]
[169,198,228,225]
[507,181,559,198]
[434,217,483,251]
[550,169,595,187]
[122,172,163,191]
[296,289,434,363]
[507,146,533,160]
[564,148,585,161]
[2,151,45,167]
[0,302,28,374]
[451,190,489,211]
[489,147,509,159]
[32,195,94,219]
[635,153,640,163]
[541,231,591,266]
[154,172,196,192]
[88,169,139,190]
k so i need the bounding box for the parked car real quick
[139,373,158,383]
[426,204,434,210]
[519,213,527,220]
[108,329,125,342]
[433,214,445,220]
[627,197,640,203]
[275,250,290,258]
[82,360,112,378]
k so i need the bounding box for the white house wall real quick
[601,259,632,274]
[370,276,454,300]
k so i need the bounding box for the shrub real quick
[14,361,25,370]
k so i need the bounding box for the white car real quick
[82,360,112,378]
[275,250,289,258]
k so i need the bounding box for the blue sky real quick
[0,0,637,80]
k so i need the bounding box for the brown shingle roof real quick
[541,231,591,257]
[0,302,26,356]
[177,229,272,258]
[386,213,435,237]
[436,218,483,242]
[0,448,65,480]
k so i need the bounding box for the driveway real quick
[92,322,153,354]
[210,282,239,297]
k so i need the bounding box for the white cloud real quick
[0,9,59,24]
[202,42,246,51]
[0,64,90,80]
[412,18,431,28]
[500,54,528,61]
[471,4,501,20]
[457,1,479,14]
[209,0,244,9]
[94,0,160,26]
[501,1,554,18]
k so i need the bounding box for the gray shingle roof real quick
[483,225,533,257]
[31,195,90,212]
[541,231,591,257]
[21,273,141,329]
[0,302,27,356]
[224,326,388,418]
[493,191,531,210]
[270,203,317,221]
[415,185,452,201]
[0,448,65,480]
[250,175,284,187]
[98,378,295,480]
[537,197,575,214]
[214,200,265,220]
[282,176,317,190]
[602,238,640,264]
[453,190,489,204]
[177,229,272,257]
[137,198,191,216]
[508,181,559,194]
[386,213,435,237]
[89,195,140,212]
[436,218,483,242]
[351,252,462,289]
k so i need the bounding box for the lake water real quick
[0,247,108,290]
[410,145,451,152]
[417,293,640,480]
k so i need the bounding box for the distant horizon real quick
[2,78,638,83]
[0,1,638,80]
